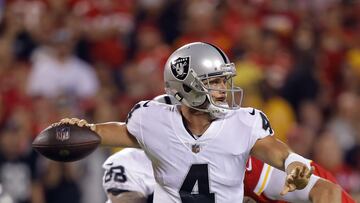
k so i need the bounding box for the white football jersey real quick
[102,148,156,201]
[126,101,274,203]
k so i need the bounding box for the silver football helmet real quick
[164,42,243,118]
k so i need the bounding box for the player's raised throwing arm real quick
[59,118,140,148]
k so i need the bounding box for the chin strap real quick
[207,103,230,119]
[171,93,231,119]
[168,90,233,119]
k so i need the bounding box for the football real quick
[32,124,101,162]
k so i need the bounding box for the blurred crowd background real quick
[0,0,360,202]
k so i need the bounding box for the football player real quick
[58,42,318,202]
[102,148,155,203]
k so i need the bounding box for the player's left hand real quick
[280,164,314,195]
[52,118,96,131]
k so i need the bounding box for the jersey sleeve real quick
[248,109,274,150]
[125,101,147,147]
[244,157,287,203]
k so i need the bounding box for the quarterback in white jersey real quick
[126,100,273,202]
[58,42,317,203]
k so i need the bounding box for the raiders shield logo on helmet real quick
[170,57,190,80]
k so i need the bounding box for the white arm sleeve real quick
[263,166,320,203]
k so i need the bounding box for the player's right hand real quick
[55,118,96,131]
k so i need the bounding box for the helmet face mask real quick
[164,42,243,118]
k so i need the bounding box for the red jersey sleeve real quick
[244,157,286,203]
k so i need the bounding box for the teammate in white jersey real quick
[102,148,155,203]
[58,42,318,203]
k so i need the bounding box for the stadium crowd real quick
[0,0,359,202]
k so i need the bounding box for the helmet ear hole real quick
[194,96,209,108]
[183,84,192,93]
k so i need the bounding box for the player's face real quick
[203,76,228,105]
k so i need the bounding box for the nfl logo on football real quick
[56,127,70,141]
